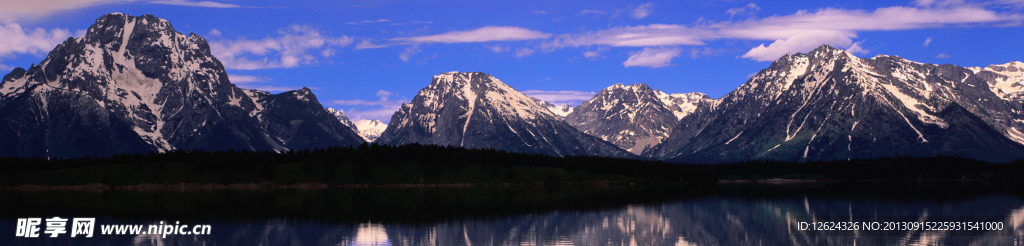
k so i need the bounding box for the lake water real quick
[1,183,1022,245]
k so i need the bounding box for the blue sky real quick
[1,0,1022,123]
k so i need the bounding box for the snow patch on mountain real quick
[353,119,387,142]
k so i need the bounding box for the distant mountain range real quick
[2,13,1022,163]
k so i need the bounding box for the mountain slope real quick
[325,107,355,128]
[0,13,363,158]
[377,72,632,158]
[247,88,365,150]
[648,45,1024,163]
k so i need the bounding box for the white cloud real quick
[580,9,606,15]
[393,26,550,43]
[632,3,654,19]
[399,46,420,62]
[150,0,241,8]
[726,3,760,17]
[522,90,596,106]
[718,5,1012,60]
[208,28,221,37]
[623,47,681,68]
[209,25,353,70]
[583,47,609,60]
[741,32,854,61]
[514,48,535,57]
[546,24,706,48]
[0,23,72,68]
[488,45,509,53]
[923,37,933,47]
[549,3,1020,61]
[936,53,952,58]
[375,90,393,101]
[846,41,869,54]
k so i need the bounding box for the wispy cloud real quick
[583,47,610,60]
[514,48,535,57]
[0,23,72,69]
[522,90,596,106]
[726,3,760,17]
[332,90,407,122]
[622,47,681,68]
[545,24,707,48]
[547,3,1020,62]
[209,25,353,70]
[393,26,550,43]
[936,53,952,58]
[354,39,390,50]
[345,19,390,25]
[632,3,654,19]
[0,0,242,22]
[227,74,304,92]
[399,46,420,62]
[150,0,241,8]
[923,37,933,47]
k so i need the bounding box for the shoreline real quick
[1,181,646,191]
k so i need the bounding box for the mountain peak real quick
[605,83,651,92]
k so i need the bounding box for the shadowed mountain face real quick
[0,13,362,158]
[377,72,633,158]
[647,45,1024,163]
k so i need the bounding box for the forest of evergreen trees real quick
[1,144,1021,187]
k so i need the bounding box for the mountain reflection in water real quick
[1,184,1021,245]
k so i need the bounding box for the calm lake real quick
[1,183,1022,245]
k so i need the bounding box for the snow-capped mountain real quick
[353,119,387,142]
[529,97,575,118]
[0,13,363,158]
[655,91,717,121]
[647,45,1024,163]
[376,72,632,158]
[326,107,355,127]
[566,84,714,155]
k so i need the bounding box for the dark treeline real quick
[0,143,715,186]
[2,145,1023,186]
